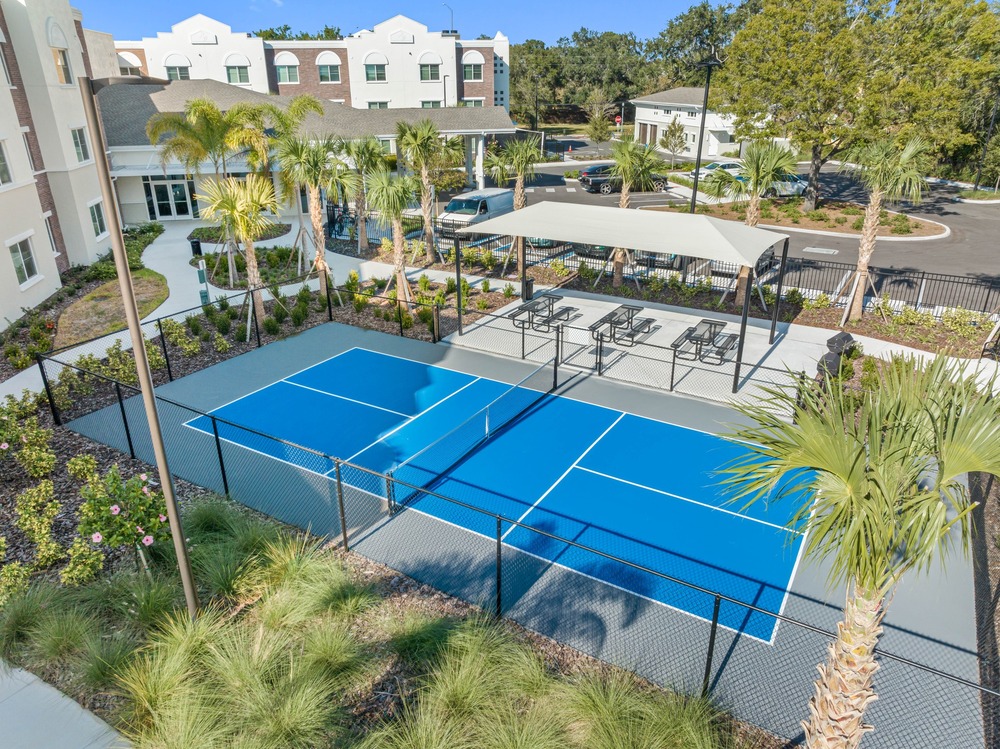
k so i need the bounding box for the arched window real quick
[273,51,299,84]
[117,51,142,76]
[315,51,341,84]
[364,51,388,82]
[47,19,71,84]
[163,52,191,81]
[224,52,251,84]
[462,50,485,82]
[418,51,442,81]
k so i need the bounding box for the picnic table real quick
[508,293,576,333]
[588,304,655,346]
[670,318,738,365]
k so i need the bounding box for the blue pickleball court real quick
[186,347,807,642]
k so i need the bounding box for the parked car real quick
[693,160,743,180]
[579,168,670,195]
[763,173,807,198]
[436,188,514,238]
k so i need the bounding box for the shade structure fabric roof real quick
[457,202,787,267]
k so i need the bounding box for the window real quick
[378,139,392,154]
[45,217,59,257]
[421,100,441,108]
[71,128,90,163]
[226,66,250,84]
[275,65,299,83]
[462,99,483,108]
[365,64,386,82]
[22,133,35,171]
[419,63,440,81]
[0,47,11,85]
[0,142,11,185]
[52,48,71,84]
[368,101,388,109]
[89,202,107,237]
[119,65,141,76]
[463,63,483,81]
[318,64,340,83]
[8,238,37,285]
[166,66,190,80]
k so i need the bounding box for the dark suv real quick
[578,164,669,195]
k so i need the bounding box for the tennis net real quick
[388,358,555,510]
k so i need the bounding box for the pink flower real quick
[142,486,150,495]
[141,535,154,546]
[158,514,167,523]
[110,505,121,515]
[21,435,27,442]
[91,532,102,543]
[140,473,148,481]
[0,442,7,450]
[136,526,144,534]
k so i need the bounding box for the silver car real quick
[694,160,743,180]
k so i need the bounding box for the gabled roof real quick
[631,87,706,107]
[458,202,786,267]
[95,79,515,148]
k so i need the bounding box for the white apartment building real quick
[115,14,511,112]
[0,0,108,330]
[631,87,739,159]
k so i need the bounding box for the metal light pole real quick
[443,2,454,32]
[974,94,1000,191]
[688,54,723,214]
[79,77,199,619]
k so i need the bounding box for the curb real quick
[955,197,1000,204]
[756,216,951,242]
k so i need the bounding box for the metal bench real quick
[615,317,655,347]
[700,333,739,365]
[532,305,577,332]
[670,326,699,361]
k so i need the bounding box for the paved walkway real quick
[0,665,126,748]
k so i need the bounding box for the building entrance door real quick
[152,181,192,219]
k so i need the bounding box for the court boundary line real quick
[771,517,812,641]
[281,380,412,418]
[575,466,803,535]
[343,377,484,465]
[501,412,626,542]
[394,501,780,646]
[183,420,337,476]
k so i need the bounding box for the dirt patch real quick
[53,270,169,349]
[651,199,945,238]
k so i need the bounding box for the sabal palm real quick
[722,355,1000,749]
[146,98,250,179]
[367,169,419,304]
[197,174,279,326]
[841,138,932,321]
[275,136,357,296]
[396,119,464,262]
[344,136,387,255]
[485,137,540,282]
[609,137,664,287]
[703,142,797,305]
[253,95,325,178]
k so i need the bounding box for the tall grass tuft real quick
[474,701,567,749]
[191,541,252,599]
[183,498,244,540]
[362,705,474,749]
[77,631,140,691]
[301,620,364,688]
[0,583,65,660]
[26,607,94,669]
[387,612,457,669]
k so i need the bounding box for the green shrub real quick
[806,210,828,222]
[842,205,863,216]
[564,169,581,179]
[60,539,104,586]
[851,217,865,231]
[784,288,805,307]
[213,333,230,353]
[263,317,280,336]
[445,277,457,295]
[233,323,248,342]
[185,316,202,336]
[503,283,515,299]
[272,304,288,324]
[835,216,847,225]
[476,298,489,311]
[214,314,231,335]
[290,306,308,327]
[481,250,497,271]
[417,274,431,292]
[481,279,491,293]
[352,295,368,313]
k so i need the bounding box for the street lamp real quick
[442,2,454,33]
[688,52,723,214]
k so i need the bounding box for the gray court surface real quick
[65,322,985,748]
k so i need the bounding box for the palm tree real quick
[396,119,464,263]
[841,138,932,321]
[608,137,665,287]
[344,136,387,256]
[197,174,279,328]
[366,168,419,305]
[722,354,1000,749]
[703,141,798,305]
[274,137,358,296]
[485,136,540,285]
[146,98,246,180]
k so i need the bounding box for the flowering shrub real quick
[15,481,63,567]
[60,538,104,586]
[0,393,56,479]
[72,458,171,555]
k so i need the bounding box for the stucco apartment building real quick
[631,87,739,159]
[0,0,108,330]
[114,14,511,112]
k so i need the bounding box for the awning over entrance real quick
[457,201,787,267]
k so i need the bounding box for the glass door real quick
[153,184,173,218]
[170,182,191,216]
[152,181,192,219]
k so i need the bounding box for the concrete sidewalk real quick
[0,665,127,748]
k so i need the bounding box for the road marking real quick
[545,188,556,193]
[525,188,535,193]
[803,247,839,255]
[566,187,577,192]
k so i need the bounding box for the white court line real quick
[501,413,626,541]
[343,377,483,465]
[770,514,812,640]
[575,465,801,535]
[281,379,411,418]
[399,502,780,646]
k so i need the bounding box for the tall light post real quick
[79,77,199,619]
[688,53,723,214]
[442,2,454,32]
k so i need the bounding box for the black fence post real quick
[597,336,604,376]
[35,355,61,426]
[326,280,333,321]
[520,321,526,359]
[252,297,262,347]
[396,302,404,337]
[701,594,722,697]
[432,304,441,343]
[385,474,396,514]
[334,460,350,552]
[210,416,229,496]
[454,237,464,335]
[670,349,677,391]
[115,382,136,459]
[157,318,173,381]
[495,516,503,619]
[553,326,561,390]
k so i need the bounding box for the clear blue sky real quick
[73,0,705,45]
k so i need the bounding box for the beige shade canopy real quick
[457,201,787,267]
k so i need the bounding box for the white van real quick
[436,188,514,237]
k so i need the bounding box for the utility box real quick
[522,277,534,301]
[190,239,202,257]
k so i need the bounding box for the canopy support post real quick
[732,266,753,394]
[769,238,789,344]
